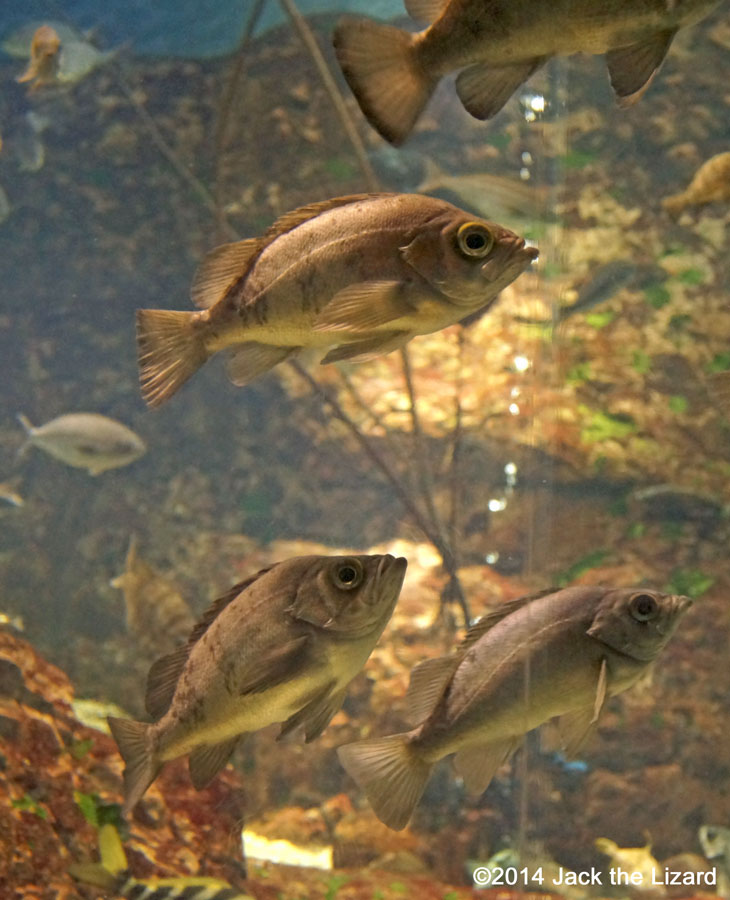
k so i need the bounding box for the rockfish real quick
[108,553,407,814]
[333,0,723,144]
[136,192,537,407]
[338,585,692,830]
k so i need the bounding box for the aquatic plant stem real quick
[277,0,380,192]
[214,0,268,241]
[290,360,471,624]
[111,63,239,242]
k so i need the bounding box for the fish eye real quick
[629,592,659,622]
[332,558,364,590]
[456,222,494,259]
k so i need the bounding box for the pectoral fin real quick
[454,737,521,796]
[188,735,240,789]
[238,635,310,695]
[278,684,346,742]
[321,331,410,364]
[606,30,677,106]
[455,59,544,120]
[225,342,298,386]
[313,281,415,333]
[552,659,609,757]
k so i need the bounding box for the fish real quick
[111,537,194,657]
[16,25,61,90]
[662,152,730,216]
[333,0,723,145]
[4,20,112,85]
[595,837,664,897]
[337,585,692,830]
[135,192,537,408]
[416,157,547,230]
[108,553,407,814]
[699,825,730,898]
[17,412,146,475]
[0,480,24,507]
[70,823,254,899]
[516,260,666,325]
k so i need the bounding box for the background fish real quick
[111,536,194,658]
[338,585,691,829]
[70,823,254,900]
[16,25,61,90]
[662,151,730,216]
[108,553,407,813]
[17,412,146,475]
[333,0,723,144]
[136,192,537,407]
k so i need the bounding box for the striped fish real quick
[69,824,253,900]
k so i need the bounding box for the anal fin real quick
[454,736,521,796]
[455,59,544,120]
[606,29,677,106]
[225,342,298,386]
[188,735,240,790]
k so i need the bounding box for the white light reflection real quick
[509,402,520,415]
[513,355,530,372]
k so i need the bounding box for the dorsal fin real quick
[191,238,261,309]
[458,587,558,654]
[144,567,274,718]
[262,193,393,243]
[405,0,449,23]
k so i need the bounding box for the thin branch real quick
[111,62,239,241]
[278,0,380,192]
[214,0,268,241]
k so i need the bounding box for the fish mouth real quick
[377,554,408,597]
[480,235,539,282]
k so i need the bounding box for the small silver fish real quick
[136,192,537,407]
[338,585,692,829]
[18,412,146,475]
[108,553,407,813]
[333,0,722,144]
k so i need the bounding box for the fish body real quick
[111,537,194,656]
[699,825,730,898]
[70,823,254,899]
[108,553,407,813]
[663,151,730,216]
[136,192,537,407]
[0,480,24,507]
[338,585,691,829]
[5,20,112,85]
[333,0,722,144]
[18,412,146,475]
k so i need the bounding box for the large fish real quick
[333,0,723,145]
[108,553,407,814]
[136,193,537,407]
[338,585,692,830]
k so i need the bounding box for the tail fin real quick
[337,733,431,831]
[136,309,208,408]
[107,716,160,815]
[333,17,436,146]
